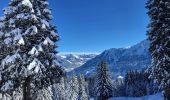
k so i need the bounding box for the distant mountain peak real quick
[59,52,100,55]
[57,53,97,72]
[124,46,132,49]
[69,40,151,78]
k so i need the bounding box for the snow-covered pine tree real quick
[125,70,145,97]
[88,76,96,97]
[11,87,23,100]
[78,74,89,100]
[0,0,64,100]
[146,0,170,99]
[52,77,66,100]
[124,70,159,97]
[124,71,134,97]
[113,76,125,97]
[32,87,53,100]
[68,75,79,100]
[65,78,70,100]
[94,61,113,100]
[0,87,23,100]
[0,93,11,100]
[27,0,65,89]
[0,0,38,97]
[0,18,4,57]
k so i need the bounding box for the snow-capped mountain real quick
[70,40,151,78]
[57,53,98,72]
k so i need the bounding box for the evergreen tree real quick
[68,75,79,100]
[146,0,170,99]
[113,76,125,97]
[94,61,113,100]
[0,93,11,100]
[124,70,159,97]
[78,74,89,100]
[0,0,64,100]
[124,71,134,97]
[11,87,23,100]
[87,76,96,97]
[65,78,71,100]
[32,87,53,100]
[125,70,147,97]
[0,87,22,100]
[0,18,5,59]
[52,77,66,100]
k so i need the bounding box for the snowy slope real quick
[109,93,162,100]
[70,40,151,77]
[56,53,97,72]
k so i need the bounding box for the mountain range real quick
[69,40,151,78]
[56,53,97,72]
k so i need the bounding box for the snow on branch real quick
[16,13,36,20]
[41,19,49,29]
[18,38,25,45]
[43,8,51,14]
[27,58,44,73]
[1,80,14,92]
[43,37,54,46]
[1,53,21,69]
[23,26,38,35]
[21,0,33,8]
[28,47,39,55]
[3,6,17,15]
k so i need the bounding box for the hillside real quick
[57,53,97,72]
[70,40,151,77]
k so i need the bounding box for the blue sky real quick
[0,0,149,53]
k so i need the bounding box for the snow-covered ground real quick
[90,93,162,100]
[109,93,161,100]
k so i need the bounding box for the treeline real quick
[87,61,159,99]
[52,75,89,100]
[124,70,159,97]
[0,74,89,100]
[0,61,160,100]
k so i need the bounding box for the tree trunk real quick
[23,78,31,100]
[163,87,170,100]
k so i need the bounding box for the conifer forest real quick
[0,0,169,100]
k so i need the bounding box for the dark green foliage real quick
[124,70,159,97]
[94,61,113,100]
[146,0,170,99]
[0,0,64,99]
[113,76,125,97]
